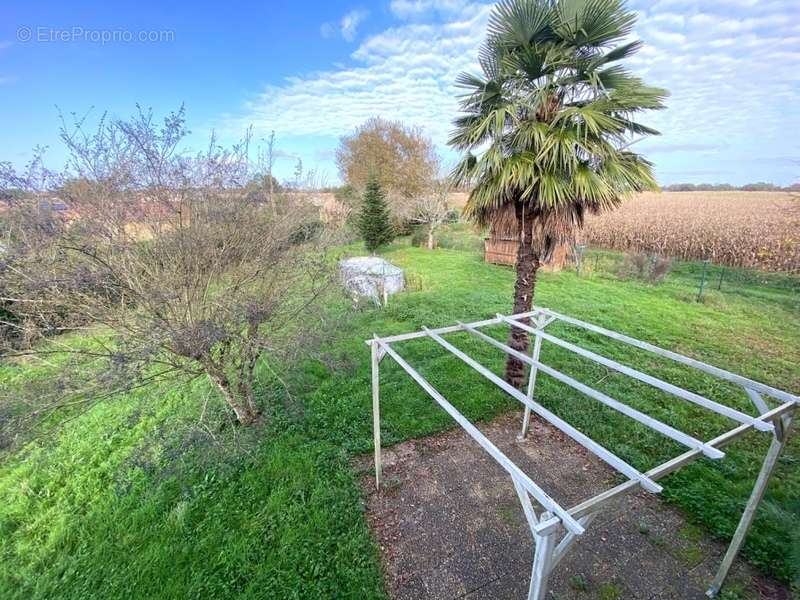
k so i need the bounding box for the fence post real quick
[574,244,587,277]
[697,259,710,302]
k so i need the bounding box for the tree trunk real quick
[207,369,259,426]
[427,226,435,250]
[505,202,541,389]
[269,176,276,217]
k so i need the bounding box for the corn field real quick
[582,191,800,274]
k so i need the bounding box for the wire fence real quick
[407,225,799,311]
[571,247,800,310]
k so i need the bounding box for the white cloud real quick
[390,0,471,20]
[230,4,490,146]
[320,8,370,43]
[654,14,684,28]
[227,0,800,184]
[341,10,369,42]
[340,9,369,42]
[643,29,686,45]
[631,1,800,144]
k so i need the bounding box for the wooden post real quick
[706,408,796,597]
[371,339,382,490]
[519,324,543,440]
[529,511,556,600]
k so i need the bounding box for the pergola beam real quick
[364,309,542,346]
[373,337,585,535]
[530,308,799,405]
[745,387,770,416]
[371,339,382,490]
[551,513,597,570]
[461,321,724,460]
[534,401,797,535]
[500,315,772,432]
[422,327,662,494]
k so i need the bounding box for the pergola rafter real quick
[366,307,798,599]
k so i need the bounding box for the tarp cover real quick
[339,256,404,304]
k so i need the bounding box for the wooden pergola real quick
[366,307,797,600]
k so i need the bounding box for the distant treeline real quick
[662,182,800,192]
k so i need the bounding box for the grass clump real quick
[569,574,590,592]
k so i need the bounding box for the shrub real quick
[0,107,337,437]
[650,255,673,283]
[392,218,415,237]
[444,208,460,223]
[289,219,324,245]
[410,225,427,248]
[617,252,672,284]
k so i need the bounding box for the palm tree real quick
[450,0,667,388]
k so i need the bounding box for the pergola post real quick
[371,338,382,490]
[528,511,556,600]
[519,327,543,440]
[707,408,796,597]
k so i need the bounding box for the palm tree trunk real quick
[505,202,540,389]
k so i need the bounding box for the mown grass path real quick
[1,243,798,598]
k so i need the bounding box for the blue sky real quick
[2,0,799,186]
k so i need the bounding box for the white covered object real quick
[339,256,405,305]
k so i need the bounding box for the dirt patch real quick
[357,413,789,600]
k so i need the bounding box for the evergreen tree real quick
[358,175,394,253]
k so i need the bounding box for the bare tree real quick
[411,179,451,250]
[253,130,278,216]
[292,158,304,190]
[266,131,276,215]
[0,106,337,439]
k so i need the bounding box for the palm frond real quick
[487,0,553,47]
[590,39,643,67]
[454,71,490,92]
[593,64,633,90]
[554,0,636,48]
[615,118,660,137]
[602,81,669,112]
[500,43,548,81]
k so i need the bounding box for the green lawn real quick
[1,239,799,598]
